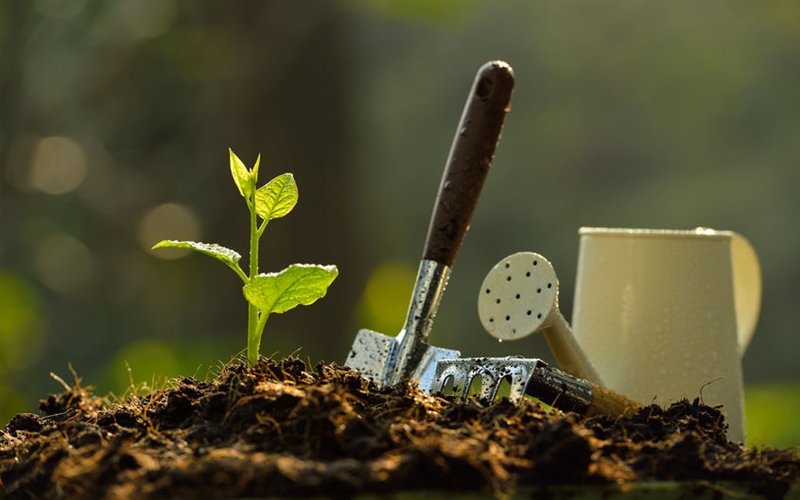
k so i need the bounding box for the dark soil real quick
[1,356,798,499]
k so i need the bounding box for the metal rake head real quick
[433,356,608,416]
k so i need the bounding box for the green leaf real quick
[229,149,254,200]
[243,264,338,314]
[152,240,244,278]
[252,154,261,185]
[255,173,297,222]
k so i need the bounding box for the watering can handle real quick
[731,232,761,354]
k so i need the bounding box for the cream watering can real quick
[570,227,761,442]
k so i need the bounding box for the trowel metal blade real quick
[344,328,396,383]
[344,328,460,392]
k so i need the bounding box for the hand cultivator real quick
[432,357,642,418]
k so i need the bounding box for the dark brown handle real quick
[422,61,514,267]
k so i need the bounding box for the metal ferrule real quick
[527,361,593,414]
[388,259,452,385]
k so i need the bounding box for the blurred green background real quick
[1,0,797,447]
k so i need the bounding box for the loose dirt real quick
[1,356,798,499]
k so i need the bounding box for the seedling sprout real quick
[153,149,338,365]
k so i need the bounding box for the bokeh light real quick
[113,0,176,41]
[28,136,88,195]
[33,0,87,19]
[34,231,96,295]
[138,203,201,259]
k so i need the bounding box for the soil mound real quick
[1,357,798,499]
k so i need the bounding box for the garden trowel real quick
[344,61,515,392]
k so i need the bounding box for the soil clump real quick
[1,356,798,499]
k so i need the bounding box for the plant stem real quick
[247,195,260,365]
[247,313,261,365]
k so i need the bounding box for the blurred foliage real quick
[100,338,241,398]
[745,383,800,448]
[355,260,416,336]
[0,272,45,373]
[1,0,798,447]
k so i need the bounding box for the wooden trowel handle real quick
[585,382,644,418]
[423,61,514,267]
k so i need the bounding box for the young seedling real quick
[153,149,338,365]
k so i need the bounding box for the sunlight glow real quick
[139,203,202,259]
[28,136,88,195]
